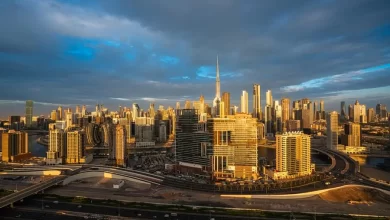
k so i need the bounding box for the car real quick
[78,205,82,208]
[164,214,170,218]
[45,205,50,208]
[15,214,21,218]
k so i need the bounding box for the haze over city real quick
[1,0,390,118]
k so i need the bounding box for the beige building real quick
[46,129,67,164]
[341,122,361,147]
[281,98,290,123]
[240,90,248,113]
[66,130,89,164]
[115,125,127,167]
[275,132,312,178]
[207,113,258,180]
[222,92,231,117]
[326,111,338,150]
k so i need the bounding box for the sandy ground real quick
[46,177,390,216]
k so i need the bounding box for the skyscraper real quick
[47,129,67,164]
[208,114,258,179]
[57,106,63,120]
[25,100,33,128]
[222,92,230,117]
[252,84,261,120]
[341,101,346,119]
[132,103,140,121]
[281,98,290,123]
[212,56,221,116]
[326,111,338,150]
[275,132,311,177]
[240,90,248,113]
[176,102,180,110]
[266,90,273,107]
[66,130,86,164]
[320,100,324,112]
[353,100,361,123]
[341,123,361,147]
[115,124,127,167]
[367,108,375,122]
[175,109,210,172]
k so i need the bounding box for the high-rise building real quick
[376,104,387,120]
[65,111,73,128]
[222,92,230,117]
[175,109,211,173]
[360,104,367,123]
[326,111,339,150]
[208,114,258,179]
[176,102,180,110]
[341,123,361,147]
[115,125,127,167]
[240,90,248,113]
[319,100,324,112]
[25,100,33,128]
[184,100,191,109]
[276,132,311,177]
[132,103,140,121]
[252,84,261,120]
[1,130,29,162]
[57,106,63,120]
[47,129,67,164]
[159,121,167,142]
[212,56,221,117]
[281,98,290,123]
[353,100,361,123]
[231,106,238,115]
[367,108,375,122]
[266,90,273,107]
[51,110,57,121]
[341,101,346,119]
[348,104,353,121]
[274,100,282,133]
[66,130,86,164]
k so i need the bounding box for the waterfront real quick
[350,155,390,182]
[28,135,46,157]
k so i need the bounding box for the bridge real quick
[0,175,66,209]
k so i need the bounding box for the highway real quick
[4,196,335,220]
[0,176,66,209]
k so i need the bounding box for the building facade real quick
[326,111,339,150]
[275,132,312,178]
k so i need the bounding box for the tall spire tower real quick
[213,56,222,117]
[216,56,220,99]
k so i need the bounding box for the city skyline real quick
[1,0,390,117]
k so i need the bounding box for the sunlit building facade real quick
[208,113,258,179]
[275,132,311,178]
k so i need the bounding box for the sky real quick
[0,0,390,119]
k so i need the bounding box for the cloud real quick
[281,63,390,92]
[0,0,390,116]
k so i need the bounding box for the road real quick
[8,197,289,220]
[0,176,66,208]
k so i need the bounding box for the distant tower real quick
[240,90,248,113]
[252,84,261,120]
[57,106,63,121]
[212,56,221,116]
[176,102,180,110]
[320,100,324,112]
[25,100,33,128]
[222,92,230,116]
[266,90,273,107]
[340,101,346,120]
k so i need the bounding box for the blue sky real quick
[0,0,390,118]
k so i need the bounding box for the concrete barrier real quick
[0,170,62,176]
[221,184,390,199]
[62,171,151,188]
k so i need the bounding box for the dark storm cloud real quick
[0,0,390,116]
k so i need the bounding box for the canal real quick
[28,135,47,157]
